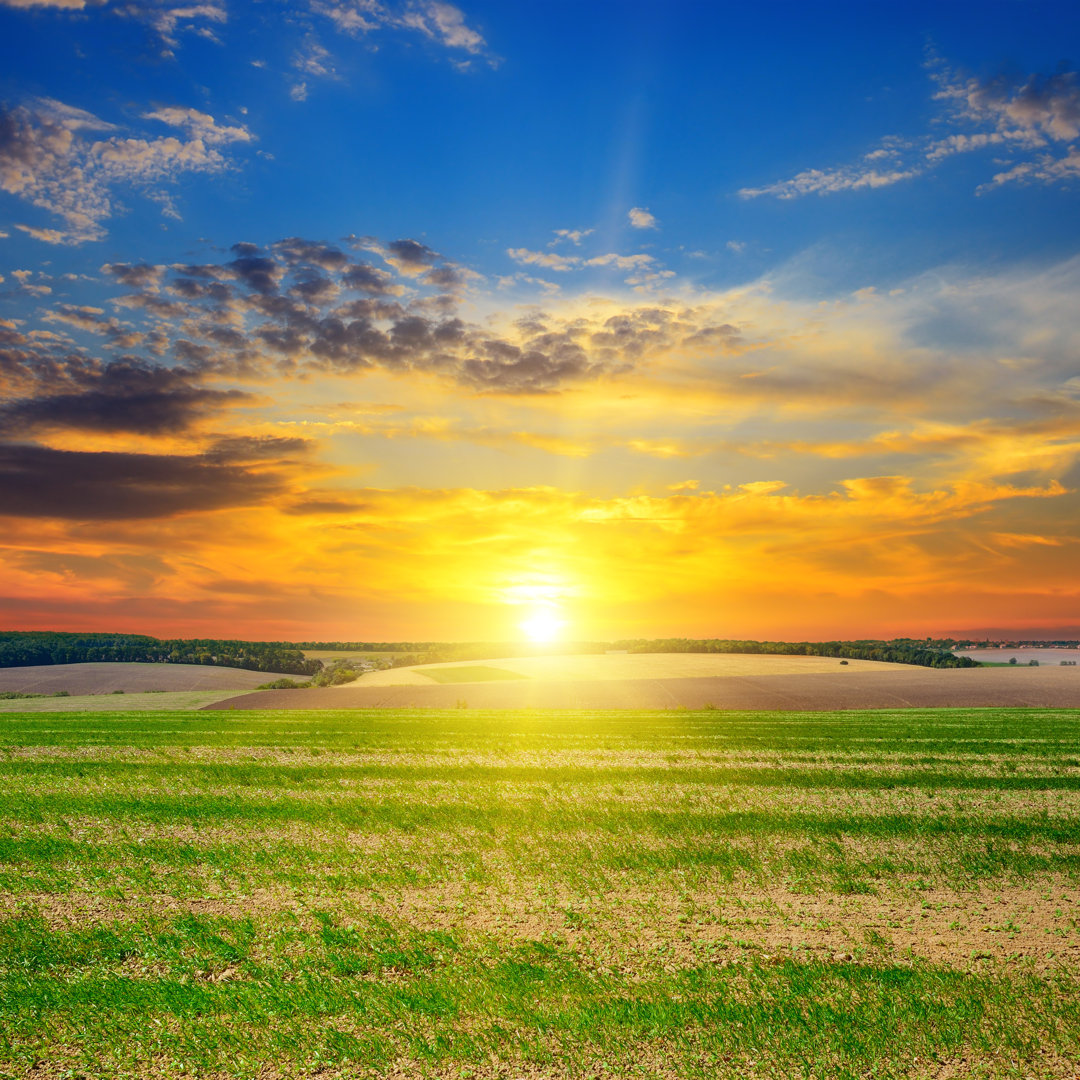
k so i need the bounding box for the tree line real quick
[0,632,322,675]
[0,631,979,673]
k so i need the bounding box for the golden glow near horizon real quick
[5,251,1080,642]
[4,12,1080,643]
[519,609,565,644]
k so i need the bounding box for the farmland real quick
[0,663,304,696]
[216,657,1080,711]
[3,707,1080,1077]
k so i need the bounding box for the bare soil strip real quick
[205,666,1080,710]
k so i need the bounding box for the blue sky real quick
[5,0,1079,283]
[3,0,1080,641]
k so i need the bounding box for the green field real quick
[0,690,251,713]
[3,708,1080,1078]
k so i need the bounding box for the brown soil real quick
[0,662,306,695]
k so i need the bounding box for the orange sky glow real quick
[4,5,1080,642]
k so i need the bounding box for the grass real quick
[419,665,530,683]
[2,706,1080,1077]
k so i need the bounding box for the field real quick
[218,661,1080,711]
[0,663,303,696]
[0,690,253,713]
[3,707,1080,1078]
[351,653,915,686]
[955,650,1080,666]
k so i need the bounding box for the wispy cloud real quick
[741,59,1080,199]
[310,0,494,69]
[0,0,227,52]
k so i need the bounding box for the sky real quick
[2,0,1080,643]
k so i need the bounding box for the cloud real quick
[0,352,252,435]
[507,247,579,272]
[101,261,166,289]
[583,253,654,270]
[0,0,102,8]
[315,0,485,51]
[627,206,657,229]
[550,228,592,247]
[740,165,921,199]
[9,235,1080,637]
[290,38,337,98]
[936,65,1080,142]
[507,247,656,274]
[384,237,440,275]
[0,443,289,518]
[14,224,70,244]
[741,59,1080,199]
[0,0,227,50]
[309,0,494,74]
[0,232,728,394]
[143,3,227,49]
[0,97,252,242]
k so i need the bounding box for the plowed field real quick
[0,662,302,695]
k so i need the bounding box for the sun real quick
[519,609,564,644]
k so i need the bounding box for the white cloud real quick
[584,253,655,270]
[628,206,657,229]
[403,0,484,53]
[0,0,99,7]
[0,97,253,243]
[981,145,1080,192]
[0,1,226,49]
[741,165,921,199]
[507,247,580,271]
[15,224,70,243]
[136,3,227,50]
[311,0,491,63]
[508,248,656,274]
[142,106,252,145]
[550,228,592,247]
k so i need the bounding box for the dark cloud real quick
[101,263,165,290]
[386,238,440,273]
[422,264,470,291]
[227,253,282,295]
[273,237,348,271]
[288,267,338,304]
[0,357,250,435]
[203,434,314,463]
[80,233,687,394]
[282,498,371,515]
[0,443,287,520]
[341,261,400,295]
